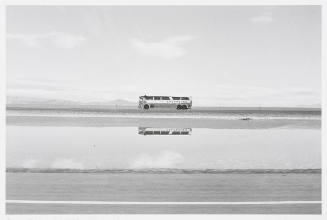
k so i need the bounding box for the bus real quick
[138,127,192,135]
[138,95,192,110]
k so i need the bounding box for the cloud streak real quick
[130,150,184,169]
[130,35,196,59]
[250,15,274,24]
[51,158,84,169]
[7,31,86,49]
[21,159,39,168]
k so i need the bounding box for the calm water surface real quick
[6,126,321,170]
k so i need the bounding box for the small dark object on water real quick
[240,117,251,121]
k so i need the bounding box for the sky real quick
[6,6,321,107]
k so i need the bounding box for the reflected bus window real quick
[138,127,192,135]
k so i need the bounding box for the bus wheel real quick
[143,104,150,110]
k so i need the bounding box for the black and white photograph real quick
[1,1,325,217]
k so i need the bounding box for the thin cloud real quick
[7,31,86,49]
[21,159,39,169]
[51,158,84,169]
[250,15,274,24]
[130,150,184,169]
[130,35,196,59]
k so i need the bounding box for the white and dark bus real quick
[138,95,192,110]
[138,127,192,135]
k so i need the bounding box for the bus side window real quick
[161,131,169,135]
[181,97,189,100]
[172,97,180,100]
[154,96,160,100]
[145,96,153,100]
[162,96,170,100]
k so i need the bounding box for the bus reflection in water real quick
[138,127,192,135]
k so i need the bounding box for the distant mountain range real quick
[6,96,137,108]
[296,103,321,108]
[105,99,137,106]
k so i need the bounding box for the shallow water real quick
[6,109,322,214]
[6,126,321,170]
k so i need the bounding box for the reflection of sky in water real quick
[7,126,320,169]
